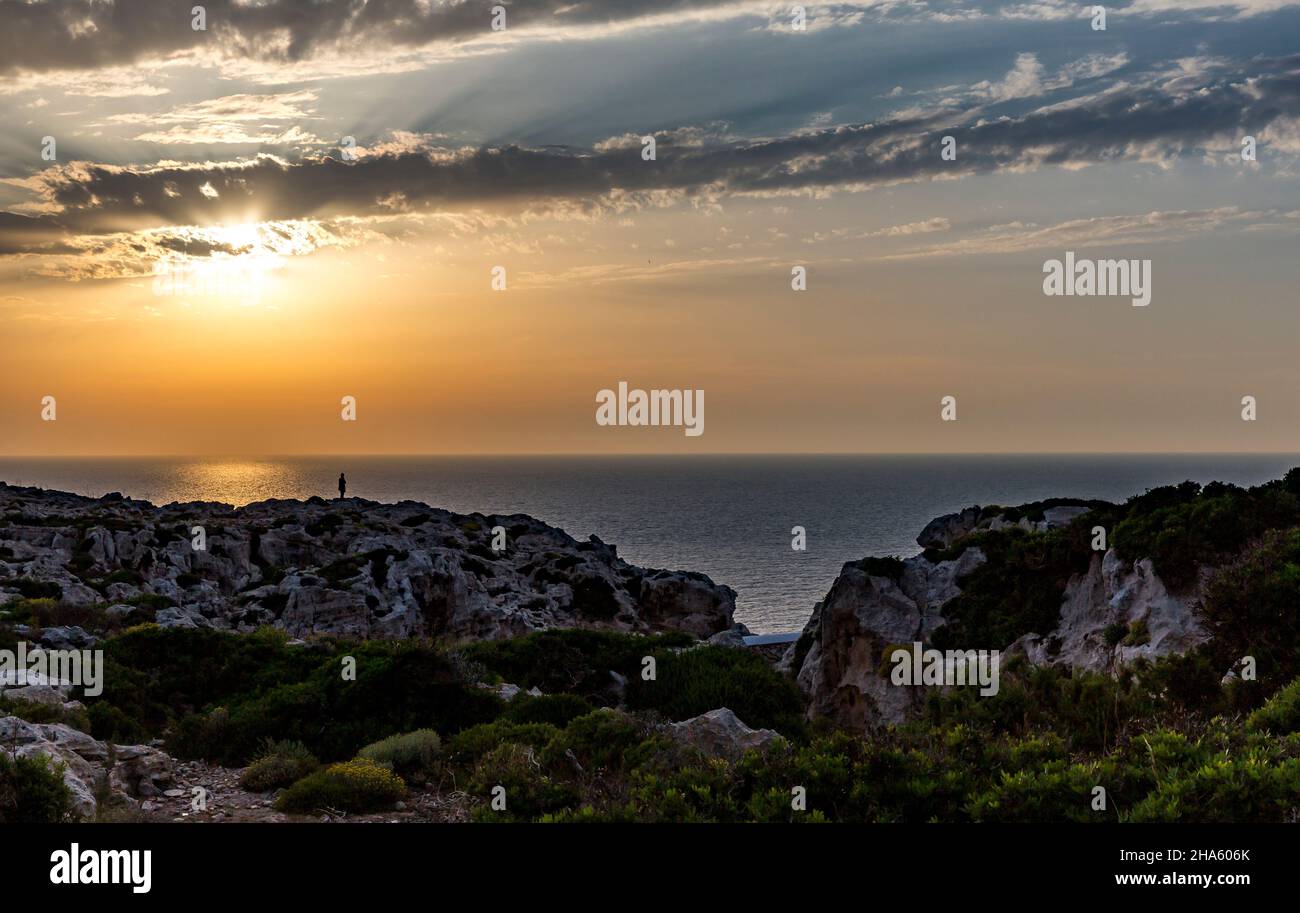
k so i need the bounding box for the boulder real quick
[667,709,781,760]
[707,623,753,648]
[39,625,99,650]
[917,507,983,550]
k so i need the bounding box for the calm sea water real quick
[1,454,1295,633]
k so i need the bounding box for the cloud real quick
[806,217,952,243]
[17,217,381,281]
[129,124,323,146]
[0,0,768,76]
[109,90,319,125]
[0,65,171,97]
[874,207,1300,259]
[4,52,1300,275]
[93,90,324,145]
[961,52,1130,104]
[2,1,1292,81]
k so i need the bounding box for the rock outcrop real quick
[0,715,174,819]
[916,503,1095,550]
[667,708,781,760]
[793,548,987,730]
[1007,551,1207,672]
[0,483,735,642]
[789,503,1208,731]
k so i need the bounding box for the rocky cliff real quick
[0,483,736,642]
[788,502,1210,731]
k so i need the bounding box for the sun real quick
[160,221,283,307]
[213,221,265,254]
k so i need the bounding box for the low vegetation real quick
[7,469,1300,822]
[239,739,319,792]
[275,759,406,814]
[0,752,73,823]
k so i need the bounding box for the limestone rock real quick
[793,506,1206,733]
[0,482,736,643]
[667,708,781,760]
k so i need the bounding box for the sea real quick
[1,454,1295,634]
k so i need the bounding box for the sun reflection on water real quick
[166,460,309,505]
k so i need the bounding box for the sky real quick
[1,0,1299,456]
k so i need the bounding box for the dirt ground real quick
[132,759,478,823]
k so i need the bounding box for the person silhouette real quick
[338,472,347,500]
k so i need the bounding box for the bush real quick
[1,579,62,600]
[504,694,593,728]
[930,527,1093,651]
[446,721,559,767]
[540,709,644,772]
[146,633,502,764]
[239,739,319,792]
[966,760,1118,823]
[1201,529,1300,687]
[857,556,906,582]
[1126,740,1300,823]
[275,759,406,814]
[0,694,91,731]
[468,743,580,822]
[1247,677,1300,735]
[0,752,74,823]
[463,629,693,701]
[1114,480,1300,590]
[358,729,442,780]
[625,645,806,737]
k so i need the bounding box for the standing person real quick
[338,472,347,499]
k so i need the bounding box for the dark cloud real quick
[2,1,1292,76]
[0,0,751,74]
[0,211,74,255]
[4,54,1299,257]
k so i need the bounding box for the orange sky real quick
[3,1,1300,455]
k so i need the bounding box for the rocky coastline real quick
[4,474,1298,824]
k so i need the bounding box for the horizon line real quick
[3,451,1300,460]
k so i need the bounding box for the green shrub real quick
[967,760,1118,823]
[446,721,559,767]
[1247,677,1300,735]
[468,743,580,822]
[1126,743,1300,823]
[857,556,906,582]
[930,527,1093,651]
[0,694,91,731]
[275,759,406,814]
[625,645,806,737]
[1114,479,1300,590]
[1,578,62,600]
[0,752,74,823]
[504,694,593,728]
[463,629,693,701]
[920,659,1187,753]
[140,633,502,764]
[1201,528,1300,686]
[540,709,644,772]
[358,729,442,780]
[239,739,319,792]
